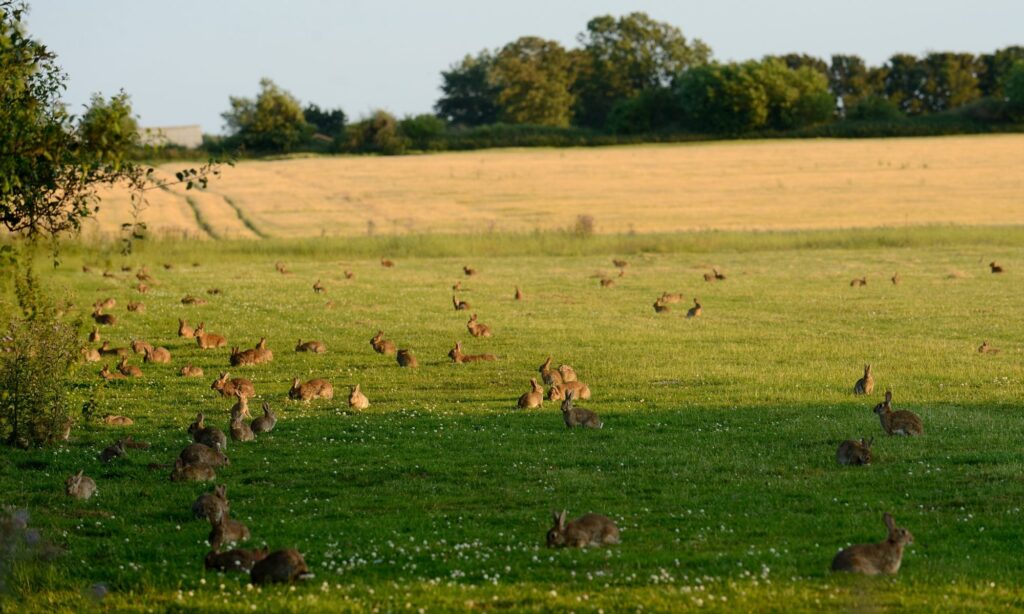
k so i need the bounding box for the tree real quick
[676,62,768,134]
[400,114,446,150]
[1004,61,1024,120]
[754,58,835,129]
[573,12,711,127]
[222,78,310,152]
[303,104,346,138]
[78,91,140,165]
[435,51,501,126]
[347,110,408,155]
[828,54,873,113]
[978,46,1024,97]
[768,53,828,75]
[882,54,929,115]
[490,37,575,127]
[920,52,980,112]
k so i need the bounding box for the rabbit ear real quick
[884,390,892,404]
[883,512,896,534]
[867,437,874,448]
[551,510,560,526]
[558,510,567,528]
[262,401,270,411]
[76,469,84,478]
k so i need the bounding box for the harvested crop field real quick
[88,134,1024,239]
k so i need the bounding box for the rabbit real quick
[557,364,578,383]
[130,339,153,355]
[251,402,276,434]
[850,277,867,287]
[99,439,128,463]
[211,372,255,399]
[180,443,229,467]
[289,377,334,402]
[891,272,901,285]
[344,270,355,279]
[98,341,129,357]
[178,318,195,338]
[370,331,397,356]
[195,323,227,349]
[230,346,259,367]
[452,280,462,291]
[466,314,493,338]
[989,261,1003,273]
[88,326,100,343]
[396,349,418,368]
[127,301,145,313]
[208,513,250,550]
[713,268,726,280]
[348,384,370,410]
[546,510,619,548]
[837,437,874,466]
[181,294,208,306]
[517,378,543,409]
[312,279,325,293]
[873,391,923,436]
[99,364,127,381]
[296,339,326,353]
[380,257,395,268]
[853,364,874,395]
[599,278,615,288]
[65,470,97,500]
[275,261,290,274]
[116,357,142,378]
[612,259,628,269]
[686,298,703,318]
[180,364,204,377]
[207,287,222,295]
[170,458,216,482]
[144,346,171,364]
[653,300,671,313]
[103,415,134,426]
[463,265,477,276]
[831,512,913,575]
[978,341,1000,354]
[205,547,269,572]
[98,297,117,310]
[561,390,602,429]
[548,381,592,401]
[452,295,470,310]
[91,307,116,326]
[192,484,229,523]
[539,356,562,385]
[514,286,523,300]
[230,390,251,418]
[703,272,715,282]
[81,347,101,362]
[253,338,273,364]
[659,292,683,304]
[250,549,311,585]
[136,266,154,282]
[136,282,150,294]
[230,405,255,443]
[448,341,497,363]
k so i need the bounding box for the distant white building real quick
[139,125,203,149]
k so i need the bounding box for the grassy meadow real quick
[89,134,1024,239]
[1,227,1023,612]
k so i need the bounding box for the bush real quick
[0,271,78,448]
[400,114,447,150]
[1005,61,1024,121]
[846,95,904,121]
[347,110,409,155]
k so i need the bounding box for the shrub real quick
[846,95,904,121]
[347,110,409,155]
[400,114,447,150]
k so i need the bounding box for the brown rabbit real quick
[81,347,101,362]
[348,384,370,410]
[873,391,923,436]
[703,272,715,282]
[557,364,578,383]
[891,272,901,285]
[136,282,150,294]
[103,415,134,426]
[251,402,276,434]
[230,404,255,443]
[127,301,145,313]
[230,346,259,367]
[312,279,325,293]
[380,257,395,268]
[344,270,355,279]
[371,331,397,356]
[250,549,310,585]
[713,268,726,280]
[548,381,592,401]
[289,377,334,402]
[659,292,683,304]
[463,265,477,276]
[99,439,128,463]
[546,510,619,548]
[65,470,97,500]
[686,298,702,318]
[211,372,255,399]
[170,458,216,482]
[539,356,562,385]
[448,341,497,363]
[192,484,230,523]
[205,547,269,572]
[831,512,913,575]
[612,259,628,269]
[452,295,470,310]
[850,277,867,287]
[98,297,117,310]
[144,346,171,364]
[653,300,671,313]
[130,339,153,355]
[853,364,874,395]
[178,318,195,338]
[837,437,874,466]
[99,364,127,381]
[396,349,418,368]
[88,326,101,343]
[561,390,602,429]
[92,307,116,326]
[253,337,273,364]
[180,364,204,377]
[514,286,523,300]
[209,513,250,550]
[180,443,229,467]
[599,278,615,288]
[181,294,208,306]
[517,378,543,409]
[978,341,1000,354]
[117,356,143,378]
[275,261,290,274]
[98,341,129,357]
[466,314,493,338]
[296,339,326,353]
[989,261,1003,273]
[195,323,227,349]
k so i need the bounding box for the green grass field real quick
[2,227,1024,612]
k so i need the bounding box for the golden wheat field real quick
[90,134,1024,238]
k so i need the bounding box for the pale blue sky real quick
[27,0,1023,133]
